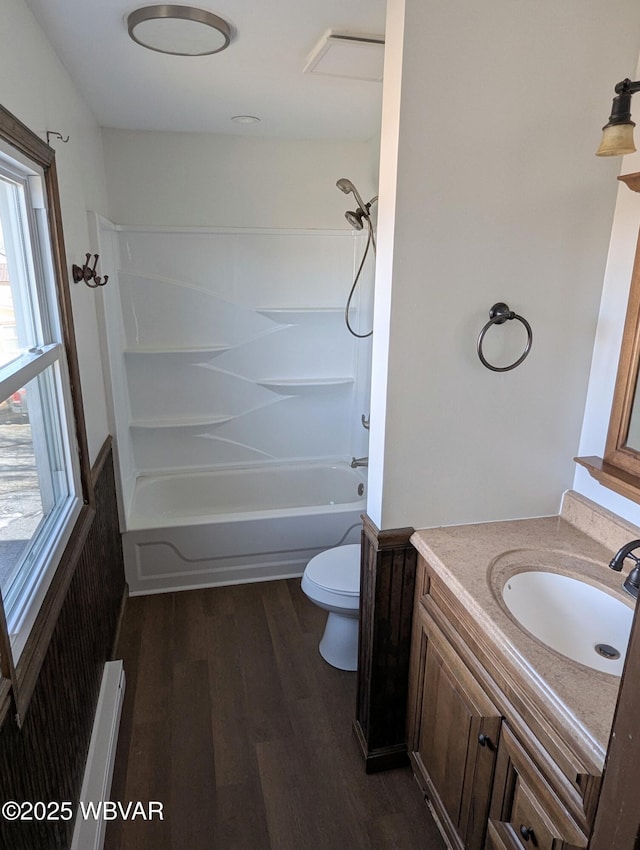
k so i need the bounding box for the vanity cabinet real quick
[486,725,587,850]
[408,606,501,850]
[407,555,591,850]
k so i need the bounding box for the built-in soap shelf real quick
[256,377,355,395]
[124,344,231,355]
[130,413,233,429]
[257,308,346,325]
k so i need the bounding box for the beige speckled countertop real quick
[410,491,640,772]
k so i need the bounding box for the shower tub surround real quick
[123,461,366,593]
[96,220,373,593]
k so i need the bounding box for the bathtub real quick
[122,461,366,595]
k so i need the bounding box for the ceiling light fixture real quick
[596,77,640,156]
[127,5,232,56]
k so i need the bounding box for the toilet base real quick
[318,611,359,671]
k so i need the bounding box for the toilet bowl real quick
[301,543,360,671]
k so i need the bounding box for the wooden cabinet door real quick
[485,820,517,850]
[486,725,587,850]
[408,608,502,850]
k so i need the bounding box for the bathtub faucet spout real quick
[351,456,368,468]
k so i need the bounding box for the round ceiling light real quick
[127,5,232,56]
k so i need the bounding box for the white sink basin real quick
[502,571,634,675]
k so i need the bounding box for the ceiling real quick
[24,0,386,141]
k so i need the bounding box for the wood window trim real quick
[603,226,640,474]
[576,227,640,503]
[0,105,93,510]
[0,103,94,726]
[0,603,17,724]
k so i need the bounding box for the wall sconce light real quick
[596,78,640,156]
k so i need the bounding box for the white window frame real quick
[0,148,84,660]
[0,104,93,726]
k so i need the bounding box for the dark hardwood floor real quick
[105,578,446,849]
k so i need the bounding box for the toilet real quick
[301,543,361,671]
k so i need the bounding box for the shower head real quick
[336,177,368,213]
[336,177,356,194]
[345,208,365,229]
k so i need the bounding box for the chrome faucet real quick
[351,456,368,468]
[609,539,640,598]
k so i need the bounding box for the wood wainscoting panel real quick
[354,514,416,773]
[0,439,127,850]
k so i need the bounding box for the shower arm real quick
[365,196,378,250]
[365,208,377,253]
[357,195,379,220]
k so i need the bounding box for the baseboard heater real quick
[71,660,126,850]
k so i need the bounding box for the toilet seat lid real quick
[304,544,360,596]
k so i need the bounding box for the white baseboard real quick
[71,660,126,850]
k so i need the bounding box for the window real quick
[0,105,92,724]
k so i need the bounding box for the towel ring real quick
[477,302,532,372]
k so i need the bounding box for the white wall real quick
[370,0,640,530]
[368,0,405,521]
[102,129,377,230]
[1,0,110,463]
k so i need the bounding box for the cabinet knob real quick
[519,825,534,842]
[477,733,495,750]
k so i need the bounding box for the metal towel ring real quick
[477,302,532,372]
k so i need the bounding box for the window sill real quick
[12,502,95,725]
